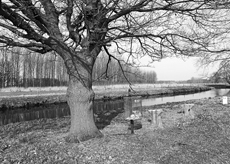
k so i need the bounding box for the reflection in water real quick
[0,100,124,128]
[1,89,230,126]
[93,100,124,129]
[142,89,230,106]
[0,103,70,126]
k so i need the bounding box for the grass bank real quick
[1,96,230,163]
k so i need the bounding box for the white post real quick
[148,109,163,128]
[223,96,228,105]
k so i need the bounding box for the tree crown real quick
[0,0,229,67]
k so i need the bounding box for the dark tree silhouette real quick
[0,0,229,142]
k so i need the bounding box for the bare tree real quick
[210,60,230,84]
[0,0,228,142]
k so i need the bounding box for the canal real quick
[1,88,230,127]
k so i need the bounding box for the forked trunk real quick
[65,76,103,143]
[54,22,105,141]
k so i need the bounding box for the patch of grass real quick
[1,97,230,163]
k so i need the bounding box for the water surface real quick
[142,89,230,106]
[1,88,229,126]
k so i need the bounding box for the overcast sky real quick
[142,57,218,81]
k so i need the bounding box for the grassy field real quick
[1,96,230,163]
[0,84,205,98]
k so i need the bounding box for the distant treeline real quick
[0,48,68,88]
[0,78,68,88]
[93,52,157,85]
[0,48,157,88]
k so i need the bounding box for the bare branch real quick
[1,2,47,43]
[0,35,52,53]
[103,45,133,88]
[9,0,49,34]
[66,0,82,45]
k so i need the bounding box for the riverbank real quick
[206,84,230,88]
[1,96,230,163]
[0,85,211,108]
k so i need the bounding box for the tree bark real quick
[65,68,103,143]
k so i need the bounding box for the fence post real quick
[148,109,163,128]
[124,92,143,134]
[124,96,132,119]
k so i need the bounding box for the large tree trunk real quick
[65,71,103,143]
